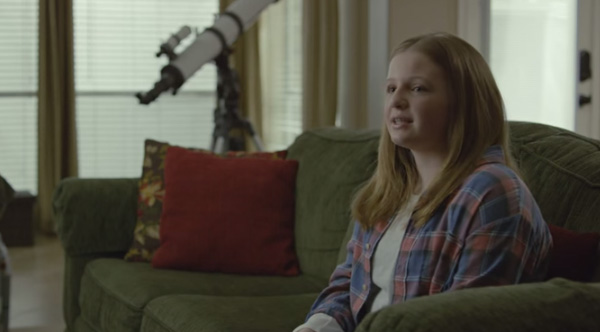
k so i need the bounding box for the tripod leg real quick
[211,107,231,154]
[213,137,223,154]
[250,134,264,151]
[210,133,217,153]
[242,120,264,151]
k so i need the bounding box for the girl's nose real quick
[391,94,408,110]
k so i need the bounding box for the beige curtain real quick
[337,0,368,129]
[303,0,370,130]
[219,0,263,149]
[38,0,78,233]
[302,0,339,130]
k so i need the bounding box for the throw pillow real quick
[151,146,300,276]
[124,139,287,262]
[546,224,600,282]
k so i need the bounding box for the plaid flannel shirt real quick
[307,145,553,332]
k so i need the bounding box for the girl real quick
[295,32,552,332]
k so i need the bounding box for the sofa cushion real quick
[509,122,600,283]
[152,145,300,276]
[508,122,600,234]
[288,128,379,281]
[79,258,326,332]
[73,317,99,332]
[357,278,600,332]
[140,293,318,332]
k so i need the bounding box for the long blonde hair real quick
[351,32,516,229]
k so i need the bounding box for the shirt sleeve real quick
[446,163,553,290]
[448,201,552,289]
[293,313,344,332]
[306,222,361,332]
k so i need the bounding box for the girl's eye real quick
[386,86,396,94]
[412,86,425,92]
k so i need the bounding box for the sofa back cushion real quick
[293,122,600,282]
[287,128,379,280]
[509,122,600,233]
[508,122,600,282]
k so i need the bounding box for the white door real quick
[459,0,597,136]
[575,0,600,139]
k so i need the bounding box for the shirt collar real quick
[475,145,506,167]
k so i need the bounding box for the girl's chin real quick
[390,137,414,150]
[387,127,416,148]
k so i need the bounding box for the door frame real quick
[457,0,490,61]
[576,0,600,138]
[457,0,600,138]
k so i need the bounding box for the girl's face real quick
[384,51,451,155]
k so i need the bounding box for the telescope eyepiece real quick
[136,66,184,104]
[156,26,192,60]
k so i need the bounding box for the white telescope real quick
[155,25,192,60]
[136,0,278,104]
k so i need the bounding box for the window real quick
[0,0,302,190]
[0,0,38,193]
[74,0,218,178]
[489,0,577,130]
[260,0,303,151]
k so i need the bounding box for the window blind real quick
[260,0,303,151]
[74,0,218,178]
[0,0,38,193]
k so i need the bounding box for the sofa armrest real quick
[0,174,14,218]
[356,278,600,332]
[54,177,139,255]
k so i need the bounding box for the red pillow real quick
[152,146,300,276]
[546,224,600,282]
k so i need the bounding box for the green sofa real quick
[54,121,600,332]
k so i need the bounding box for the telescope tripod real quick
[210,53,263,154]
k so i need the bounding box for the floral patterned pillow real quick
[124,139,287,262]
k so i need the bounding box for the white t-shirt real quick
[293,195,419,332]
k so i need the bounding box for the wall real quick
[367,0,389,129]
[388,0,458,49]
[367,0,458,129]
